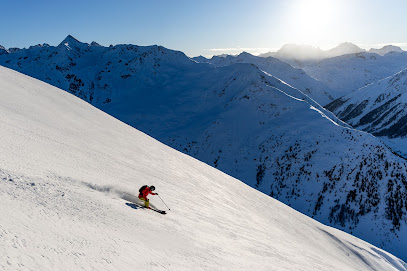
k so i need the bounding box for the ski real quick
[150,209,166,215]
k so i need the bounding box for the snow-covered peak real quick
[369,45,404,56]
[28,43,50,50]
[192,55,209,63]
[276,43,325,60]
[0,45,9,55]
[326,42,365,57]
[90,41,102,47]
[56,35,89,54]
[59,34,82,46]
[237,51,253,58]
[8,47,21,53]
[258,51,274,58]
[214,53,229,58]
[212,51,257,62]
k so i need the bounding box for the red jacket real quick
[139,186,156,199]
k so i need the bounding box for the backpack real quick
[139,185,148,194]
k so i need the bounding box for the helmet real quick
[150,186,155,191]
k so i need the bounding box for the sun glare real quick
[284,0,340,47]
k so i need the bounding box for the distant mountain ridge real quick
[259,42,366,61]
[259,42,404,61]
[369,45,404,56]
[2,36,407,260]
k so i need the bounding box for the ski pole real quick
[157,194,171,210]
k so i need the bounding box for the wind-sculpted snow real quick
[1,36,407,261]
[2,66,407,270]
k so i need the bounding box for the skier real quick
[138,185,157,209]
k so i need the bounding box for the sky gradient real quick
[2,0,407,57]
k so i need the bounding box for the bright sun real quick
[285,0,339,47]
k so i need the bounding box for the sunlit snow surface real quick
[0,67,406,270]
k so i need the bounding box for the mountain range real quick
[257,44,407,98]
[2,36,407,260]
[259,43,404,63]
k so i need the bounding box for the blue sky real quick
[2,0,407,56]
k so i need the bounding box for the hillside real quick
[326,68,407,156]
[2,67,407,270]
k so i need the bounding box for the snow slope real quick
[1,64,406,271]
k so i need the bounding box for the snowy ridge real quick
[193,51,335,104]
[369,45,404,56]
[1,66,407,271]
